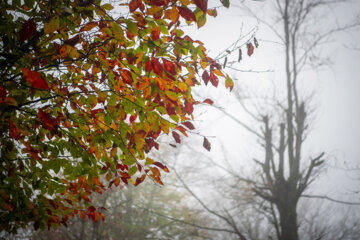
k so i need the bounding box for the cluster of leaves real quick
[0,0,233,233]
[31,183,207,240]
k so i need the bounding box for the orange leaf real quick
[114,177,120,187]
[22,68,49,90]
[151,57,163,76]
[119,69,133,85]
[165,6,179,23]
[185,101,193,115]
[151,25,161,41]
[247,42,254,56]
[129,0,142,12]
[162,58,176,75]
[80,22,98,32]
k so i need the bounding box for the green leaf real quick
[128,166,137,176]
[220,0,230,8]
[123,156,136,166]
[111,22,124,41]
[44,16,60,35]
[125,20,138,36]
[101,3,114,10]
[108,93,117,107]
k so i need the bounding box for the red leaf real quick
[130,113,137,123]
[119,69,133,85]
[166,104,176,115]
[22,68,49,90]
[162,58,176,75]
[247,42,254,56]
[209,72,219,87]
[129,0,142,12]
[151,26,161,41]
[145,60,153,73]
[182,121,195,130]
[19,18,36,43]
[185,101,194,115]
[172,131,181,143]
[148,0,167,6]
[194,0,207,13]
[177,6,196,22]
[0,84,6,98]
[38,109,58,133]
[64,34,81,47]
[202,71,210,85]
[87,206,96,212]
[153,162,170,173]
[203,137,211,151]
[203,98,214,105]
[151,57,163,76]
[9,120,21,140]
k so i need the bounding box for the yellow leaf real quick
[212,68,224,77]
[147,6,162,15]
[44,16,60,35]
[178,82,188,92]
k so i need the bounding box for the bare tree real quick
[167,1,360,240]
[218,1,360,240]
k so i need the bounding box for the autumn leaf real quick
[209,72,219,87]
[38,109,58,133]
[162,58,176,75]
[9,120,21,140]
[19,18,36,43]
[225,74,234,91]
[153,162,170,172]
[80,22,98,32]
[44,16,60,35]
[151,25,161,41]
[151,57,163,76]
[165,6,179,23]
[185,101,194,115]
[247,42,254,56]
[129,0,142,12]
[120,69,133,85]
[182,121,195,130]
[203,98,214,105]
[203,137,211,151]
[202,71,210,85]
[114,177,120,187]
[194,0,208,13]
[172,131,181,143]
[22,68,49,90]
[177,6,196,22]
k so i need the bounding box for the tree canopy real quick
[0,0,233,233]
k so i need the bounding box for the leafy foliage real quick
[0,0,233,233]
[30,183,208,240]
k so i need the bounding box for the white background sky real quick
[177,0,360,200]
